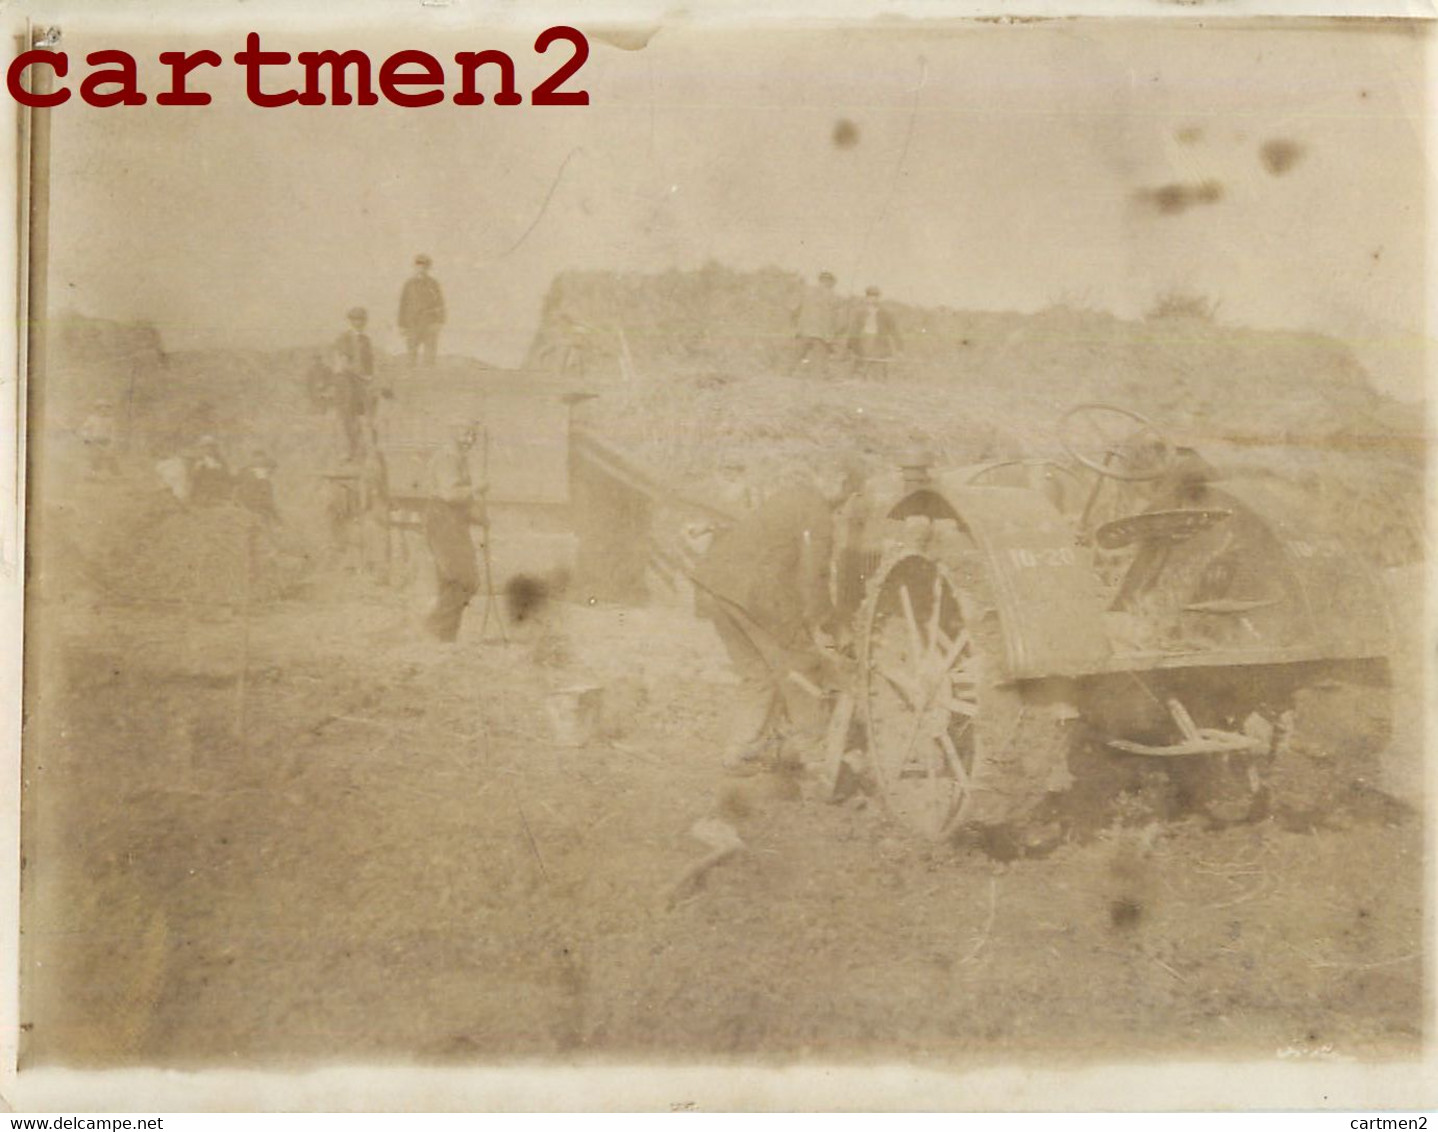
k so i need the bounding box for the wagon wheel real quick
[858,549,1066,841]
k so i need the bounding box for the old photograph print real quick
[17,15,1429,1082]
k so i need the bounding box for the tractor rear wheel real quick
[857,540,1071,842]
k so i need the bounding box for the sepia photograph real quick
[7,6,1433,1111]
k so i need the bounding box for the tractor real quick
[828,403,1394,841]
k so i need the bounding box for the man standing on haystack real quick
[789,270,841,376]
[424,421,486,643]
[847,285,903,378]
[692,455,866,776]
[399,253,446,369]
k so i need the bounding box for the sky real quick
[43,18,1430,397]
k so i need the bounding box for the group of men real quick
[790,273,903,379]
[329,253,448,463]
[155,435,281,519]
[327,256,874,740]
[325,254,490,644]
[323,256,876,726]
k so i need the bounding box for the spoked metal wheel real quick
[858,547,1073,842]
[859,551,986,840]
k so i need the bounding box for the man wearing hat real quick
[846,285,903,379]
[423,420,487,642]
[789,270,841,377]
[398,253,446,368]
[331,307,379,462]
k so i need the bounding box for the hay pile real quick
[39,482,313,608]
[104,504,310,607]
[535,264,1424,565]
[529,263,1396,435]
[585,369,1019,484]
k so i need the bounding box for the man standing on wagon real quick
[423,421,486,643]
[399,253,446,369]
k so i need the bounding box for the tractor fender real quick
[940,485,1112,680]
[1205,479,1393,660]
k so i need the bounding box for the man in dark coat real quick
[847,285,903,379]
[398,253,446,368]
[424,422,485,642]
[692,457,865,775]
[789,270,841,376]
[331,307,379,462]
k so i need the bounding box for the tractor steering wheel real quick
[1057,403,1177,483]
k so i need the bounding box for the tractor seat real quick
[1095,507,1233,551]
